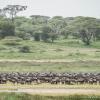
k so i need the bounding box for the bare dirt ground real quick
[0,59,100,63]
[0,59,77,63]
[0,88,100,94]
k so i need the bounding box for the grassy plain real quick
[0,38,100,72]
[0,38,99,60]
[0,38,100,99]
[0,60,100,72]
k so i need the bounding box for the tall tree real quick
[3,5,27,23]
[49,16,67,35]
[79,29,94,45]
[0,5,27,36]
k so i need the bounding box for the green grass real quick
[0,60,100,72]
[0,39,99,60]
[0,93,100,100]
[0,38,99,72]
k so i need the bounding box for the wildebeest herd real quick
[0,72,100,85]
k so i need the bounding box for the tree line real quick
[0,5,100,45]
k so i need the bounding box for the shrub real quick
[33,33,41,41]
[0,21,15,38]
[19,46,30,53]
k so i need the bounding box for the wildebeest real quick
[0,72,99,85]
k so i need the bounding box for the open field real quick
[0,39,99,60]
[0,39,100,72]
[0,60,100,72]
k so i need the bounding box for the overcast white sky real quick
[0,0,100,18]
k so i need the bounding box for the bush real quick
[33,33,41,41]
[19,46,31,53]
[41,33,49,42]
[0,21,15,38]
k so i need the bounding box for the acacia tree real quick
[0,5,27,36]
[3,5,27,23]
[79,29,94,45]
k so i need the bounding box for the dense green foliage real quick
[0,8,100,45]
[0,19,15,38]
[0,5,100,45]
[0,93,100,100]
[14,16,100,45]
